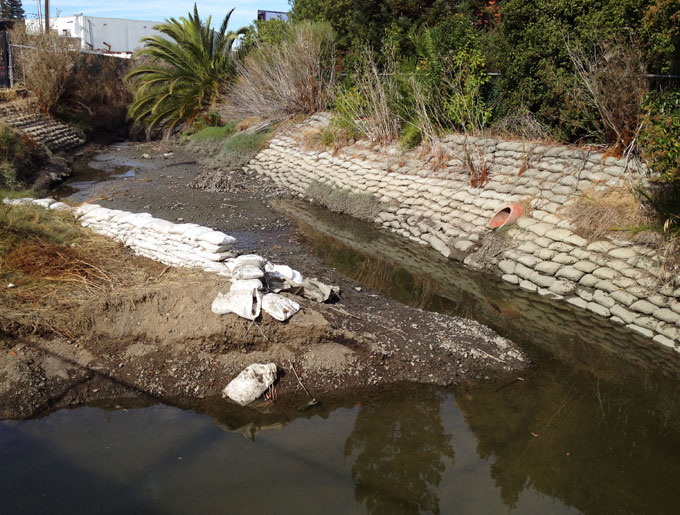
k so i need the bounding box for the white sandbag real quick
[81,207,115,222]
[147,219,176,234]
[230,279,263,292]
[197,249,234,262]
[197,239,234,253]
[262,293,300,322]
[49,201,71,211]
[300,278,341,303]
[74,203,102,217]
[223,363,277,406]
[232,254,267,269]
[182,226,213,241]
[211,288,262,320]
[233,265,265,280]
[269,264,304,286]
[197,230,236,247]
[168,223,200,235]
[32,198,55,208]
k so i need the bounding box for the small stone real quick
[630,299,658,315]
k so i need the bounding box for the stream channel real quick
[3,154,680,514]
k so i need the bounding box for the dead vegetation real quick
[306,181,384,222]
[0,203,166,337]
[562,186,650,241]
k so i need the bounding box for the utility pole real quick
[45,0,49,33]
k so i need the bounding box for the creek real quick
[4,154,680,514]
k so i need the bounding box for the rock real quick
[223,363,278,406]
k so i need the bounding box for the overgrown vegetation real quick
[187,123,271,171]
[127,5,244,135]
[10,28,132,135]
[0,123,46,190]
[226,21,336,120]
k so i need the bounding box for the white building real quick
[26,15,162,54]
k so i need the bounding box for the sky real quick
[23,1,291,30]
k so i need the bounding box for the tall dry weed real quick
[226,22,336,120]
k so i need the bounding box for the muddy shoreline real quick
[0,140,529,420]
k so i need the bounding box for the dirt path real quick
[0,140,528,420]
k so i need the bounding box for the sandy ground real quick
[0,140,528,420]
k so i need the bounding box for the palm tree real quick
[127,4,244,134]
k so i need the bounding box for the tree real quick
[0,0,25,20]
[127,4,244,134]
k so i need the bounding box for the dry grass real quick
[562,186,648,241]
[0,203,165,337]
[226,22,336,120]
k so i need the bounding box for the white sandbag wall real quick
[3,198,235,275]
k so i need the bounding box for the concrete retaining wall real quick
[244,114,680,351]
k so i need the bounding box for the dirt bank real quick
[0,140,527,420]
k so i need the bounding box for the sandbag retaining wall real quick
[244,114,680,352]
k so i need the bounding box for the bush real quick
[565,36,649,155]
[335,44,400,145]
[56,54,132,135]
[200,129,271,171]
[640,90,680,183]
[226,21,336,120]
[0,123,45,189]
[10,27,80,112]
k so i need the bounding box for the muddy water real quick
[53,148,143,203]
[5,175,680,513]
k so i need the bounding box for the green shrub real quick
[640,91,680,183]
[400,123,422,149]
[204,130,271,170]
[188,121,237,142]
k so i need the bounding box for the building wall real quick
[27,15,161,53]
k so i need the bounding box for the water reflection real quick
[345,388,454,514]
